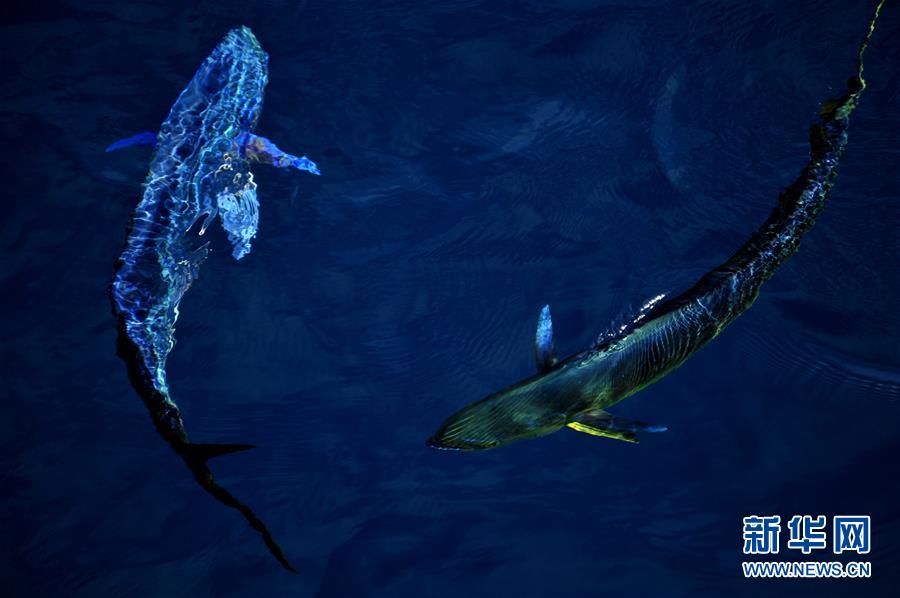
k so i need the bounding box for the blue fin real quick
[535,304,557,372]
[105,131,158,152]
[239,133,320,175]
[567,409,667,443]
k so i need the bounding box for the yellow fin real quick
[567,422,639,444]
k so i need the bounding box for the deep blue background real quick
[2,1,899,596]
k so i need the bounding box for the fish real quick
[110,27,319,571]
[427,1,885,451]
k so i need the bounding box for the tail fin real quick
[179,442,256,465]
[198,473,299,573]
[175,441,299,573]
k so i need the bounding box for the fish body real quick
[428,2,884,451]
[111,27,318,571]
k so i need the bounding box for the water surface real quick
[2,0,899,596]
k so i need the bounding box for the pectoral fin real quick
[535,304,557,372]
[239,133,321,175]
[105,131,158,152]
[568,421,639,443]
[567,409,667,443]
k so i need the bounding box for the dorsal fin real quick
[534,304,557,372]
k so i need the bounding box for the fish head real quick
[426,377,571,450]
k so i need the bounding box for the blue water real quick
[2,1,899,596]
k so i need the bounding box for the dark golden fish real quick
[429,1,885,452]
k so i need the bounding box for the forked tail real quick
[176,443,298,573]
[113,322,298,572]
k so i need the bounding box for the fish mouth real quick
[425,436,460,451]
[425,433,499,451]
